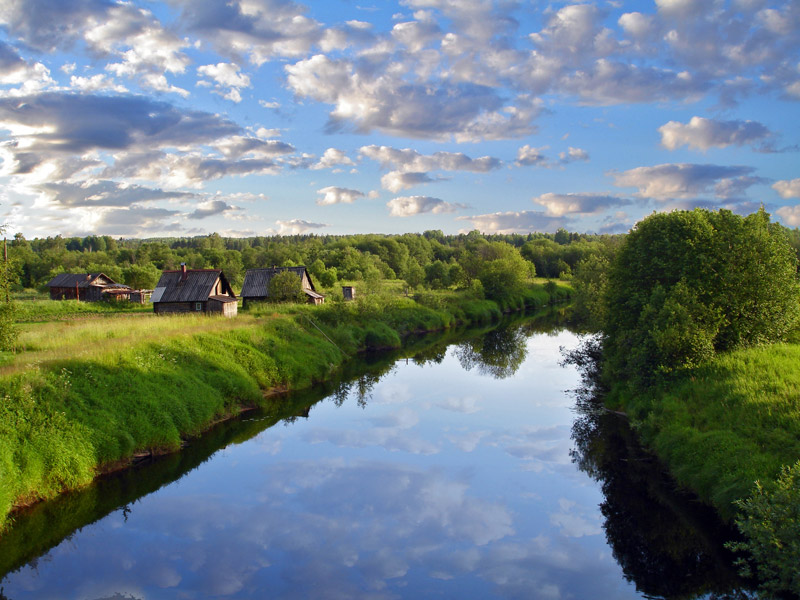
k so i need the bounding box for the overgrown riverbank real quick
[0,283,570,532]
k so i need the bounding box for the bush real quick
[728,461,800,597]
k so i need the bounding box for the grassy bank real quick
[607,343,800,520]
[0,282,571,532]
[605,342,800,595]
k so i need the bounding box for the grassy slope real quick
[608,343,800,521]
[0,282,572,530]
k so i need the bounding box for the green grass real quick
[609,342,800,521]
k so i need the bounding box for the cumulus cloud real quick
[775,205,800,226]
[532,193,627,217]
[361,145,500,173]
[35,180,192,208]
[197,62,252,103]
[387,195,465,217]
[515,145,549,167]
[187,199,240,220]
[381,171,437,193]
[457,210,567,234]
[275,218,327,235]
[1,0,190,93]
[659,116,772,151]
[772,178,800,199]
[0,41,55,94]
[612,163,759,200]
[361,145,501,191]
[172,0,323,65]
[316,186,365,206]
[286,54,540,141]
[558,147,589,164]
[311,148,355,171]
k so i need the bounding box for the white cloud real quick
[275,219,327,235]
[69,73,128,93]
[558,147,589,164]
[532,193,626,217]
[316,186,365,206]
[286,54,539,141]
[515,145,549,167]
[612,163,758,200]
[387,195,464,217]
[457,210,566,234]
[197,62,252,103]
[311,148,355,171]
[775,205,800,226]
[659,116,772,151]
[773,179,800,199]
[381,171,436,193]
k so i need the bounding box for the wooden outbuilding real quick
[342,286,355,301]
[47,273,120,301]
[152,264,237,317]
[240,266,324,306]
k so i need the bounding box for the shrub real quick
[728,461,800,597]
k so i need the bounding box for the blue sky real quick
[0,0,798,238]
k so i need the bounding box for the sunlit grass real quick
[613,342,800,520]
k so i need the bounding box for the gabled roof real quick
[240,266,317,298]
[46,273,117,288]
[152,269,235,303]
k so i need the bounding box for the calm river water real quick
[0,314,748,599]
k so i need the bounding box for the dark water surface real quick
[0,315,749,599]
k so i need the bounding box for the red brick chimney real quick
[181,263,187,282]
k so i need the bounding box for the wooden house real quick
[47,273,120,301]
[151,265,238,317]
[240,266,324,306]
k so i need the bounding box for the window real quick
[195,302,202,311]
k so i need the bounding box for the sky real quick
[0,0,798,239]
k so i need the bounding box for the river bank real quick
[0,283,571,531]
[599,342,800,596]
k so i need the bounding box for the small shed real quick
[240,266,324,306]
[152,265,237,317]
[342,286,355,301]
[47,273,119,301]
[102,287,153,304]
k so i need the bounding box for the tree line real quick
[7,229,618,300]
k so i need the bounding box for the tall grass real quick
[609,342,800,520]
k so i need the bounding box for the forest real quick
[7,228,616,297]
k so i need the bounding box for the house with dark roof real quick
[47,273,121,301]
[240,266,324,306]
[152,264,238,317]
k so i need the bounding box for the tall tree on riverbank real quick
[603,208,800,383]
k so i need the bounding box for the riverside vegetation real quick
[0,238,572,533]
[571,207,800,598]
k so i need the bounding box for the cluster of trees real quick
[8,229,617,302]
[573,208,800,385]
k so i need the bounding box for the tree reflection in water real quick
[568,341,756,600]
[452,325,528,379]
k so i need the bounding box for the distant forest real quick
[7,229,622,293]
[8,224,800,295]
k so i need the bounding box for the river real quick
[0,313,750,599]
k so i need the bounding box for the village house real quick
[151,264,238,317]
[47,273,123,301]
[240,266,324,307]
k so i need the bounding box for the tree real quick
[268,270,304,303]
[603,208,800,382]
[122,263,162,290]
